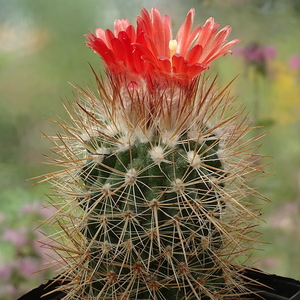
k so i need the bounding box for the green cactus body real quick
[83,132,224,299]
[42,74,263,300]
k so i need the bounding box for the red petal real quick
[151,8,165,56]
[196,17,218,48]
[110,38,126,64]
[114,18,132,36]
[186,63,208,78]
[186,44,203,64]
[125,25,136,41]
[118,31,137,70]
[104,29,115,50]
[131,48,146,73]
[171,54,185,73]
[95,28,106,41]
[134,37,158,63]
[163,15,172,54]
[205,42,237,65]
[176,9,195,54]
[157,56,171,72]
[138,8,152,36]
[143,34,159,58]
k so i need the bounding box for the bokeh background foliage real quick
[0,0,300,298]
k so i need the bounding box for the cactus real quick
[40,8,265,300]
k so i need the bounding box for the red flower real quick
[85,8,240,85]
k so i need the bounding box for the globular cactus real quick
[40,8,265,300]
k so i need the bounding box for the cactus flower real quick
[40,7,265,300]
[85,8,240,85]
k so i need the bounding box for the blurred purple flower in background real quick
[235,42,276,76]
[269,202,300,231]
[233,42,277,129]
[21,202,40,214]
[0,202,55,300]
[18,257,40,278]
[289,55,300,70]
[2,228,28,249]
[0,264,13,282]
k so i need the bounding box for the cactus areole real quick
[41,7,266,300]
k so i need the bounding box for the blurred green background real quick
[0,0,300,298]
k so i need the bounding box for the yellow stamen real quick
[169,39,178,58]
